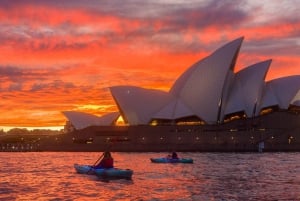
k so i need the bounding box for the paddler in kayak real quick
[167,151,179,159]
[171,151,178,159]
[94,151,114,169]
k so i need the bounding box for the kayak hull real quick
[94,168,133,179]
[150,158,193,163]
[74,164,133,179]
[74,164,95,174]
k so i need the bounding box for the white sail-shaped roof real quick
[105,37,300,126]
[110,86,171,125]
[152,98,195,119]
[259,75,300,110]
[169,37,243,123]
[223,60,271,117]
[98,112,120,124]
[62,111,119,129]
[291,90,300,106]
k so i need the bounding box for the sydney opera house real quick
[60,37,300,152]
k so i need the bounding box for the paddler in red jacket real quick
[95,151,114,169]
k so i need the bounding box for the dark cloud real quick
[0,23,93,51]
[95,0,250,53]
[158,0,248,30]
[244,37,300,57]
[8,83,23,91]
[30,80,75,92]
[0,65,80,93]
[0,66,24,78]
[0,66,49,82]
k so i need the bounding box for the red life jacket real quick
[97,158,114,168]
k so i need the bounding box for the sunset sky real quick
[0,0,299,131]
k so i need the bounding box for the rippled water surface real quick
[0,152,300,200]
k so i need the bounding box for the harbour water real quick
[0,152,299,200]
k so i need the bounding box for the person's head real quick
[104,151,111,158]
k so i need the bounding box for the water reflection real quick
[0,152,299,200]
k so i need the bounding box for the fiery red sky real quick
[0,0,299,130]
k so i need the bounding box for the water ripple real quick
[0,152,299,200]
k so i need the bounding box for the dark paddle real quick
[87,153,104,174]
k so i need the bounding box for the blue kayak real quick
[150,158,193,163]
[74,164,133,179]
